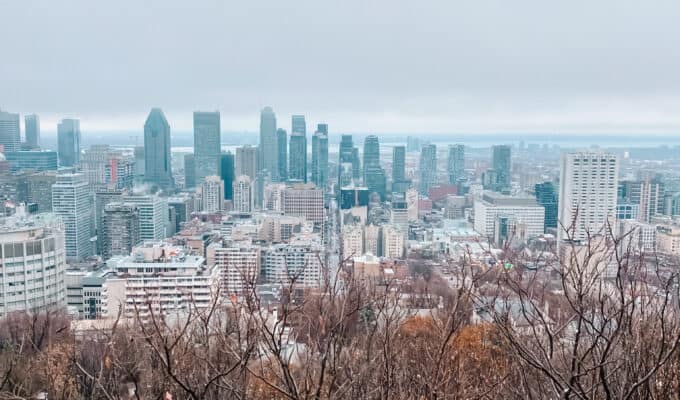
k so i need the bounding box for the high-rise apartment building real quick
[418,144,437,195]
[289,132,307,182]
[277,128,288,182]
[101,202,140,260]
[283,184,324,225]
[311,129,328,188]
[235,145,258,179]
[57,119,81,167]
[558,152,618,242]
[0,109,20,153]
[24,114,40,149]
[382,224,405,259]
[259,107,278,179]
[193,111,221,183]
[212,241,261,296]
[121,195,168,241]
[263,238,322,287]
[52,172,92,260]
[233,175,254,213]
[447,144,465,184]
[143,108,174,190]
[201,175,224,212]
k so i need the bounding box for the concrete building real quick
[81,145,134,191]
[558,152,618,242]
[200,175,224,212]
[263,238,322,287]
[0,213,67,317]
[263,183,286,212]
[342,224,363,258]
[211,241,261,297]
[235,145,259,179]
[282,184,324,225]
[0,109,21,153]
[101,202,140,260]
[52,172,92,261]
[5,150,58,172]
[122,195,168,241]
[364,224,380,256]
[27,171,57,212]
[473,191,545,239]
[382,224,404,259]
[233,175,254,213]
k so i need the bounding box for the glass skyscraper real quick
[57,118,81,167]
[419,144,437,195]
[289,132,307,182]
[447,144,465,184]
[193,111,221,183]
[492,144,511,192]
[220,152,235,200]
[311,127,328,188]
[277,128,288,182]
[24,114,40,149]
[259,107,278,180]
[0,109,20,153]
[143,108,174,190]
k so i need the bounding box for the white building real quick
[382,224,404,259]
[406,188,419,221]
[656,225,680,256]
[123,195,168,241]
[66,268,115,319]
[201,175,224,212]
[211,241,261,297]
[263,238,323,287]
[364,224,380,256]
[473,191,545,239]
[233,175,254,213]
[618,220,656,253]
[52,172,93,260]
[0,213,67,317]
[283,184,324,225]
[558,152,618,242]
[263,183,286,211]
[103,242,217,318]
[342,224,363,258]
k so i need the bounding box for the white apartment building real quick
[382,224,404,259]
[0,213,67,317]
[558,152,618,242]
[52,172,93,260]
[473,191,545,239]
[233,175,254,213]
[364,224,380,256]
[201,175,224,212]
[211,241,261,297]
[282,184,324,224]
[103,242,217,318]
[263,238,323,287]
[406,188,419,221]
[123,195,168,241]
[263,183,286,211]
[342,224,363,258]
[618,219,656,253]
[656,225,680,256]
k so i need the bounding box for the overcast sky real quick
[2,0,680,135]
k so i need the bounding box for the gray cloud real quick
[1,0,680,134]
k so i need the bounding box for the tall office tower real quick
[351,147,361,181]
[94,189,124,254]
[338,135,355,187]
[57,119,81,167]
[311,129,329,187]
[317,123,328,135]
[447,144,465,184]
[282,184,324,225]
[24,114,40,149]
[392,146,406,182]
[363,135,386,200]
[193,111,221,183]
[220,152,235,200]
[418,144,437,195]
[122,195,168,241]
[291,115,307,135]
[0,109,20,153]
[491,145,511,192]
[26,172,56,212]
[143,108,174,190]
[81,145,134,191]
[201,176,224,212]
[133,146,145,178]
[254,170,270,209]
[259,106,278,179]
[0,215,67,317]
[276,128,288,182]
[101,202,140,260]
[289,132,307,182]
[52,172,92,261]
[184,154,196,189]
[638,179,665,223]
[233,175,254,213]
[235,145,258,179]
[535,181,558,231]
[558,151,618,242]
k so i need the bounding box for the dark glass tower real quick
[289,132,307,182]
[220,152,235,200]
[447,144,465,184]
[535,181,558,231]
[492,144,511,192]
[193,111,221,183]
[311,127,328,188]
[143,108,174,190]
[57,118,81,167]
[277,128,288,182]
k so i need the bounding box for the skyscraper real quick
[338,135,355,187]
[24,114,40,149]
[235,145,258,179]
[392,145,406,182]
[193,111,221,183]
[52,172,92,261]
[291,115,306,136]
[447,144,465,184]
[259,107,278,179]
[143,109,173,190]
[277,128,288,182]
[233,175,254,213]
[311,128,328,188]
[363,136,386,200]
[351,147,361,181]
[57,118,81,167]
[184,154,196,189]
[418,144,437,195]
[289,132,307,182]
[101,202,140,260]
[535,181,558,231]
[0,109,20,153]
[122,194,168,241]
[316,123,328,135]
[81,145,134,191]
[558,152,618,242]
[491,145,511,193]
[201,175,225,212]
[220,152,235,200]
